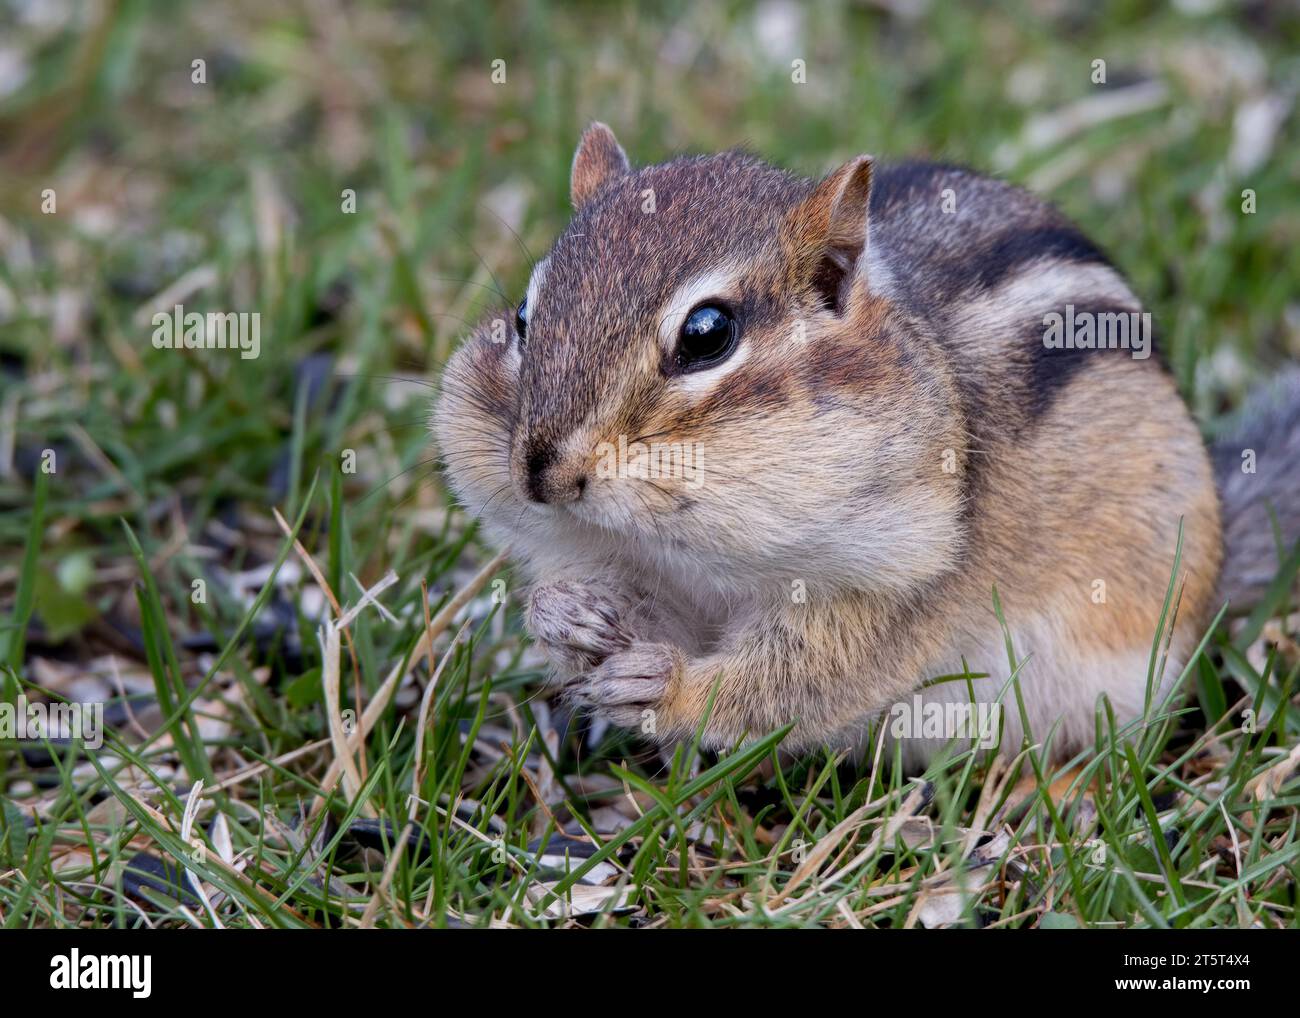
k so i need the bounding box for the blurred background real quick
[1,0,1298,929]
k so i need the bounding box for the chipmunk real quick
[434,123,1300,764]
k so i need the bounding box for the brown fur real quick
[435,125,1229,764]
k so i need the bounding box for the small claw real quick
[570,642,679,729]
[525,580,634,676]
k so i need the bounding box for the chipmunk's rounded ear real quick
[570,122,630,208]
[787,155,875,312]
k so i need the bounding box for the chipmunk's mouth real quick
[555,493,615,527]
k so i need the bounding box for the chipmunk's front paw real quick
[525,580,633,676]
[569,641,682,731]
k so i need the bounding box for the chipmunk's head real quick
[436,124,966,592]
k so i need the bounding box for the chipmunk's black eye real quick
[678,304,737,372]
[515,297,528,344]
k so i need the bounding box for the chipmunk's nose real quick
[523,444,587,504]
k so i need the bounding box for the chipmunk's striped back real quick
[869,163,1158,485]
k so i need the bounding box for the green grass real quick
[0,0,1298,927]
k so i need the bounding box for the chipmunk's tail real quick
[1213,369,1300,610]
